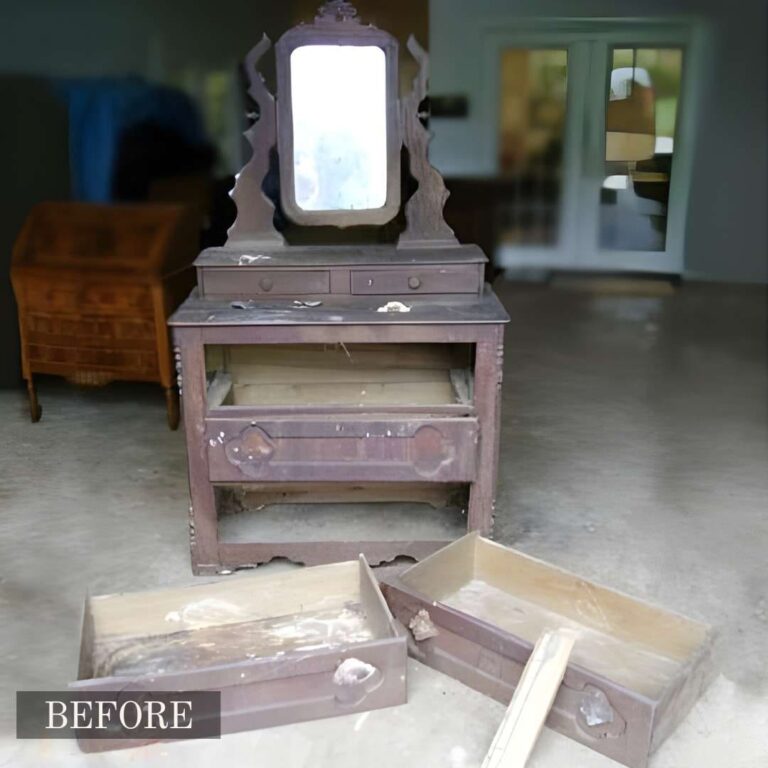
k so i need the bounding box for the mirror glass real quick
[290,45,387,212]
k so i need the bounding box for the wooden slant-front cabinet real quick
[11,202,198,428]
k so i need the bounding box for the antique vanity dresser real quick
[170,0,509,574]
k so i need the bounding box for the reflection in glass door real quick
[600,48,683,252]
[497,49,568,247]
[490,24,697,274]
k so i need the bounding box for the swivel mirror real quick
[275,3,400,227]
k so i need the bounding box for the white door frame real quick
[480,19,705,274]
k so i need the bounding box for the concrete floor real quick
[1,281,766,766]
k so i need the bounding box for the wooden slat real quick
[235,482,461,507]
[231,380,457,407]
[227,364,454,385]
[206,371,233,407]
[481,629,576,768]
[227,342,467,370]
[217,539,450,569]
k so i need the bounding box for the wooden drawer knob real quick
[408,276,421,290]
[259,277,274,292]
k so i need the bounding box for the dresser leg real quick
[165,386,180,430]
[177,329,221,574]
[467,329,504,536]
[26,378,42,423]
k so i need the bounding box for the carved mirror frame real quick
[227,0,458,249]
[274,3,401,228]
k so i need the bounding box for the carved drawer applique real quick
[220,426,276,477]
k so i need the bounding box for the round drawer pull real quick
[259,277,274,292]
[408,276,421,290]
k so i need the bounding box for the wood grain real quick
[482,629,576,768]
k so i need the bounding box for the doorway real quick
[483,22,701,274]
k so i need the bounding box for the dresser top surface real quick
[196,243,487,269]
[169,284,509,327]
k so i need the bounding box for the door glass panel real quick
[600,48,683,251]
[497,49,568,246]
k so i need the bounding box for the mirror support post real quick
[398,36,459,249]
[227,35,285,247]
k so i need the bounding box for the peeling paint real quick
[238,254,271,265]
[376,300,411,313]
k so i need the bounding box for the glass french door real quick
[484,22,700,274]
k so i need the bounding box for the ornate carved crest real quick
[315,0,360,24]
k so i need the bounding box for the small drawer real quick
[201,268,330,297]
[351,265,481,295]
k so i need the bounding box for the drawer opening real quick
[76,559,392,681]
[215,483,469,545]
[204,343,474,409]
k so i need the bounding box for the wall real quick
[429,0,767,283]
[0,0,294,174]
[0,0,290,81]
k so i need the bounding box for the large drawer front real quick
[206,417,478,483]
[21,279,153,316]
[201,269,330,297]
[351,265,481,295]
[25,313,156,348]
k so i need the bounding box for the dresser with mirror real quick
[169,0,508,574]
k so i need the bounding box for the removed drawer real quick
[381,534,716,768]
[70,558,405,751]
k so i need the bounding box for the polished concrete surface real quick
[1,281,766,766]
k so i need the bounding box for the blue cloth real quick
[55,77,208,202]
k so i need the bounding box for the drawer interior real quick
[205,343,473,408]
[78,560,391,680]
[400,535,712,697]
